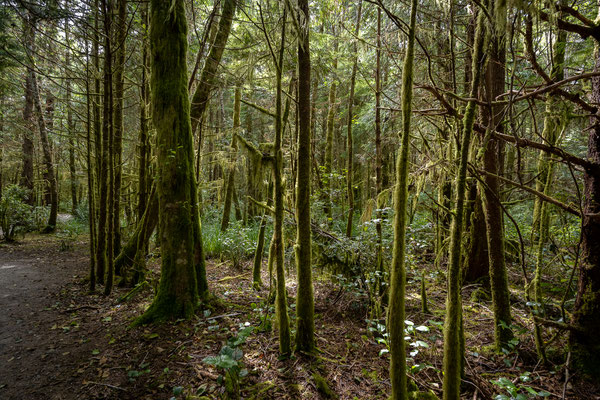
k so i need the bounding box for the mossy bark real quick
[20,13,35,201]
[442,10,486,400]
[189,0,236,135]
[115,186,158,285]
[481,2,513,348]
[272,8,291,355]
[138,2,150,223]
[295,0,315,353]
[388,0,418,397]
[65,14,78,214]
[570,37,600,377]
[136,0,199,324]
[323,25,338,221]
[112,0,127,262]
[345,3,362,238]
[462,184,489,283]
[102,0,115,296]
[85,40,97,293]
[31,71,58,232]
[221,87,241,231]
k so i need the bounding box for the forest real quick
[0,0,599,398]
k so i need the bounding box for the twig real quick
[86,381,127,392]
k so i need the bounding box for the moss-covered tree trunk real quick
[31,71,58,232]
[570,36,600,377]
[295,0,315,353]
[387,0,418,397]
[20,13,35,203]
[374,8,384,309]
[92,0,103,287]
[65,13,78,215]
[112,0,127,262]
[138,2,150,223]
[345,3,362,238]
[190,0,236,135]
[481,0,512,349]
[272,8,291,355]
[323,24,338,221]
[462,184,489,283]
[115,186,158,285]
[85,35,97,293]
[442,9,486,400]
[103,0,115,296]
[221,87,241,231]
[136,0,199,324]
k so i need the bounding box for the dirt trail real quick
[0,235,88,400]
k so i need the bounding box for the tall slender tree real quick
[387,0,417,396]
[295,0,314,353]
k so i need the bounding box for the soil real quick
[1,233,599,399]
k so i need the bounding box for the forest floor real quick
[0,232,599,400]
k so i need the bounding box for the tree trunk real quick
[190,0,236,135]
[387,0,418,396]
[31,72,58,232]
[272,8,291,355]
[295,0,314,353]
[85,34,97,293]
[102,0,115,296]
[21,14,35,204]
[442,10,486,400]
[345,3,362,238]
[481,0,513,351]
[252,179,273,288]
[65,13,78,215]
[112,0,127,262]
[221,87,241,231]
[136,0,199,323]
[138,2,150,223]
[570,36,600,377]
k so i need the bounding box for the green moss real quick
[312,372,337,399]
[470,287,491,303]
[409,391,439,400]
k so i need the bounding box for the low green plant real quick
[57,219,83,251]
[0,185,32,241]
[203,323,253,399]
[491,373,551,399]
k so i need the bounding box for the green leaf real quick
[172,386,184,395]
